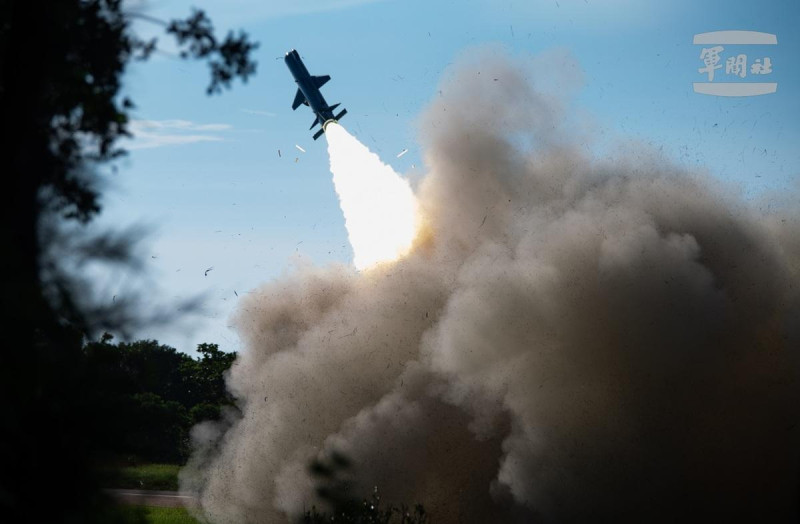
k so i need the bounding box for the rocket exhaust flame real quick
[324,122,418,270]
[181,51,800,524]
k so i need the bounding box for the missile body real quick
[284,49,347,140]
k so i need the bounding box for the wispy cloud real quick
[126,119,231,150]
[240,109,276,117]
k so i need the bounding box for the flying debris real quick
[285,49,347,140]
[396,148,408,158]
[295,144,306,153]
[204,266,214,277]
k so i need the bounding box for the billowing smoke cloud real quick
[181,49,800,523]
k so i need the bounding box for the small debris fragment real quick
[205,266,214,277]
[338,327,358,339]
[295,144,306,153]
[396,148,408,158]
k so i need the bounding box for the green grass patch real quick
[103,463,182,491]
[119,506,200,524]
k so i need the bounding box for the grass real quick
[103,463,182,491]
[119,506,200,524]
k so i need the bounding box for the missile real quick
[284,49,347,140]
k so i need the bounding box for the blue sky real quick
[100,0,800,353]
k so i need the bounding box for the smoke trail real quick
[181,50,800,523]
[325,122,418,270]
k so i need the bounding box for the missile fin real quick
[312,75,330,88]
[292,89,306,110]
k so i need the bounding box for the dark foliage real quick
[166,9,259,94]
[301,452,429,524]
[122,393,190,464]
[303,491,429,524]
[84,336,237,464]
[0,1,256,522]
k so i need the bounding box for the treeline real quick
[84,335,236,464]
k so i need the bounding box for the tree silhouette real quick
[0,1,257,521]
[83,336,238,464]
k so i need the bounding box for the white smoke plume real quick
[181,49,800,523]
